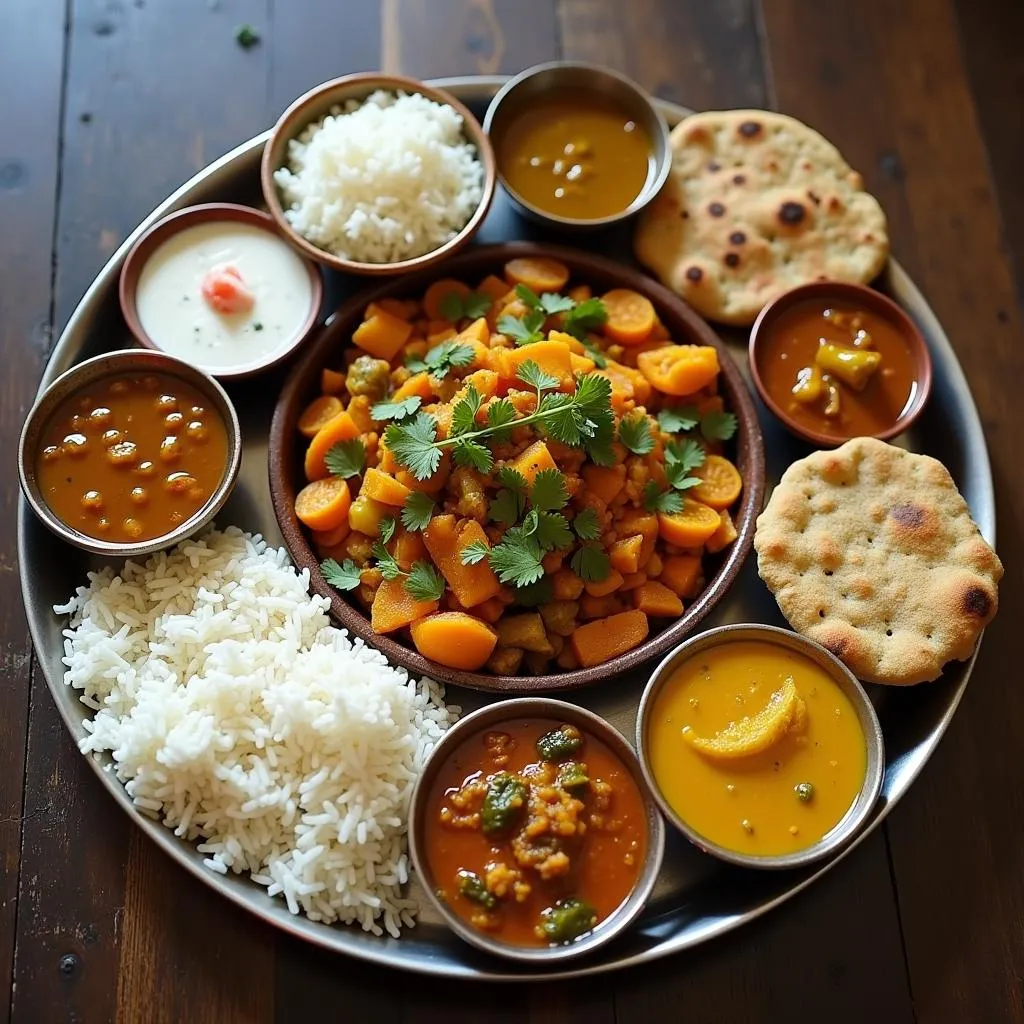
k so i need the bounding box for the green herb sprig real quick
[439,290,492,322]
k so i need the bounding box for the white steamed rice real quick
[55,526,457,937]
[273,89,484,263]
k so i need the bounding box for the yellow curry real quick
[646,640,867,856]
[495,92,654,220]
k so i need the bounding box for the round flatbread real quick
[634,110,889,326]
[754,438,1002,685]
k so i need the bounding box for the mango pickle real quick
[814,342,882,391]
[822,376,842,417]
[791,365,824,404]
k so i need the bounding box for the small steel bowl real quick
[482,61,671,230]
[635,624,884,871]
[119,203,323,381]
[19,348,242,558]
[408,698,666,964]
[748,280,933,448]
[261,73,497,276]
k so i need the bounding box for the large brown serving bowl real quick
[268,242,765,693]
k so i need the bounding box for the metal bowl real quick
[635,623,884,870]
[482,61,671,230]
[748,280,934,448]
[261,73,497,276]
[18,348,242,558]
[408,698,666,964]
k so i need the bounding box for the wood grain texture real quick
[761,0,1024,1020]
[0,1,66,1019]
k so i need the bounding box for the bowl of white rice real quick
[262,74,496,275]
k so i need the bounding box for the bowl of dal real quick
[483,61,671,229]
[635,623,884,870]
[19,348,242,557]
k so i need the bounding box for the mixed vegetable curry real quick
[424,719,648,946]
[292,255,744,674]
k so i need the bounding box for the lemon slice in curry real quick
[682,677,805,760]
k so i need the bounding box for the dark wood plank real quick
[381,0,559,78]
[558,0,766,110]
[0,0,66,1019]
[13,2,276,1021]
[761,1,1024,1021]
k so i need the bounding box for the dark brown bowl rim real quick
[118,202,324,381]
[260,73,498,276]
[747,279,934,448]
[481,60,672,229]
[268,240,766,694]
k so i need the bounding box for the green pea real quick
[795,782,815,803]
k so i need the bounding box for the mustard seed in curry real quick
[36,372,228,543]
[424,719,647,947]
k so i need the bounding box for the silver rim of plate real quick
[19,76,996,980]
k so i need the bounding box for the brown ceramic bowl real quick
[260,73,497,276]
[19,348,242,558]
[748,280,933,448]
[268,242,765,693]
[119,203,323,380]
[408,698,666,962]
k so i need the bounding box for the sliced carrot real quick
[360,466,412,506]
[346,395,375,433]
[471,596,506,624]
[637,345,720,397]
[353,310,413,361]
[457,317,490,346]
[304,411,360,481]
[427,325,456,347]
[295,477,352,532]
[582,464,626,506]
[658,500,722,547]
[568,284,592,303]
[584,569,624,598]
[376,297,419,321]
[498,339,574,391]
[321,368,347,395]
[632,580,684,618]
[579,593,623,620]
[615,509,659,567]
[410,612,498,671]
[609,535,643,575]
[423,515,501,608]
[423,279,471,322]
[659,555,703,598]
[602,289,657,345]
[393,528,428,569]
[510,440,558,485]
[311,520,351,549]
[570,610,649,668]
[396,453,451,494]
[298,395,344,438]
[477,274,509,306]
[504,257,570,294]
[690,455,743,509]
[706,509,739,554]
[569,352,596,376]
[371,578,438,634]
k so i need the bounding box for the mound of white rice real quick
[274,89,484,263]
[55,526,456,937]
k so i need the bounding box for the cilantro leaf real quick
[452,437,493,473]
[400,492,434,532]
[701,410,738,442]
[514,283,543,309]
[495,466,528,492]
[514,578,553,607]
[584,408,617,467]
[489,488,526,525]
[666,437,706,474]
[450,384,482,437]
[571,544,611,584]
[324,438,365,480]
[414,340,474,379]
[485,398,517,441]
[530,468,569,511]
[516,360,560,392]
[371,395,422,422]
[573,373,613,419]
[618,413,655,455]
[320,558,362,591]
[563,297,608,340]
[666,463,702,492]
[372,540,402,580]
[378,517,397,545]
[537,392,583,445]
[488,534,545,588]
[439,290,492,322]
[643,482,684,514]
[580,337,608,369]
[384,412,441,481]
[405,561,446,602]
[520,509,539,536]
[535,511,573,551]
[657,405,700,434]
[540,292,575,314]
[572,507,601,541]
[460,539,491,566]
[499,309,546,346]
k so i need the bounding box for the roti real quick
[634,109,889,326]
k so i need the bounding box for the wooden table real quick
[3,1,1022,1020]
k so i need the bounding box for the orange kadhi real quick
[646,640,867,856]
